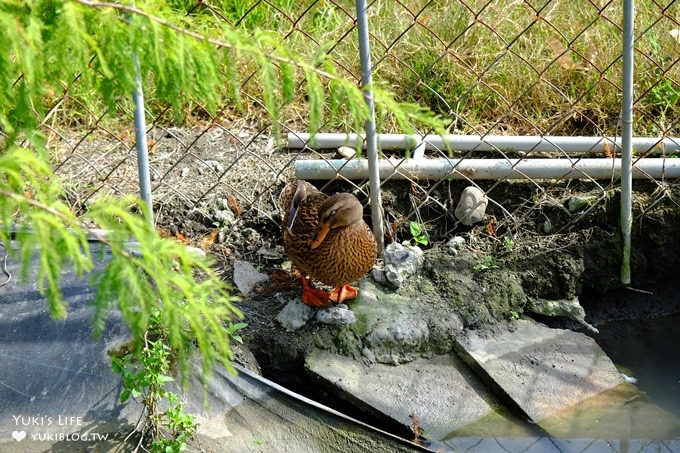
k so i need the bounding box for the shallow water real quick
[593,313,680,419]
[429,313,680,452]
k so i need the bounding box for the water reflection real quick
[593,313,680,418]
[426,314,680,452]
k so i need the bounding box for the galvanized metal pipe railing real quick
[132,54,153,225]
[620,0,635,285]
[288,133,679,155]
[355,0,385,255]
[295,158,680,180]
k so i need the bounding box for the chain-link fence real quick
[43,0,679,277]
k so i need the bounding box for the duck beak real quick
[310,223,330,249]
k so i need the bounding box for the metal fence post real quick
[620,0,634,285]
[355,0,385,255]
[132,53,153,226]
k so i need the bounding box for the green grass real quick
[23,0,680,136]
[192,0,678,136]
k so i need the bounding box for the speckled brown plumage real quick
[279,180,377,291]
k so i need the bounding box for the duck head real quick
[311,193,364,249]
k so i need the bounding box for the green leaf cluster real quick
[403,221,429,247]
[473,255,499,273]
[112,312,198,452]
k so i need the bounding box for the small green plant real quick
[403,221,429,247]
[226,321,248,345]
[509,310,520,320]
[473,255,499,272]
[112,312,197,452]
[503,236,515,252]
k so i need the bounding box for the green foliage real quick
[403,221,429,247]
[473,255,499,272]
[639,31,680,129]
[1,0,446,136]
[226,321,248,344]
[111,312,197,452]
[503,236,515,252]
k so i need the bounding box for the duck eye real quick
[322,209,335,222]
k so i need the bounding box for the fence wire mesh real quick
[40,0,680,272]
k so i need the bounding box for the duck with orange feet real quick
[278,180,378,307]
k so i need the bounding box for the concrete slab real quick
[454,318,624,426]
[305,351,497,441]
[189,363,429,453]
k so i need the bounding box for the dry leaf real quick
[486,217,497,237]
[156,226,173,238]
[603,142,614,158]
[547,37,578,70]
[670,29,680,44]
[198,229,219,250]
[227,195,243,217]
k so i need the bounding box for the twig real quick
[624,286,654,295]
[0,242,11,287]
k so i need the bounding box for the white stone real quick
[232,260,267,295]
[337,146,357,159]
[315,304,356,326]
[454,186,488,225]
[382,242,424,287]
[446,236,466,253]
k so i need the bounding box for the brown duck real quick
[279,180,377,307]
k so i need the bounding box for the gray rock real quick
[382,242,424,287]
[454,318,624,429]
[337,146,357,159]
[446,236,466,253]
[182,362,422,453]
[180,167,190,178]
[346,279,464,364]
[454,186,488,225]
[275,299,314,331]
[305,352,497,440]
[364,315,430,365]
[567,194,598,213]
[213,208,235,225]
[526,297,598,333]
[232,260,267,295]
[371,266,388,284]
[185,245,207,258]
[315,304,356,326]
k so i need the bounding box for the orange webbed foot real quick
[299,275,332,308]
[329,284,359,303]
